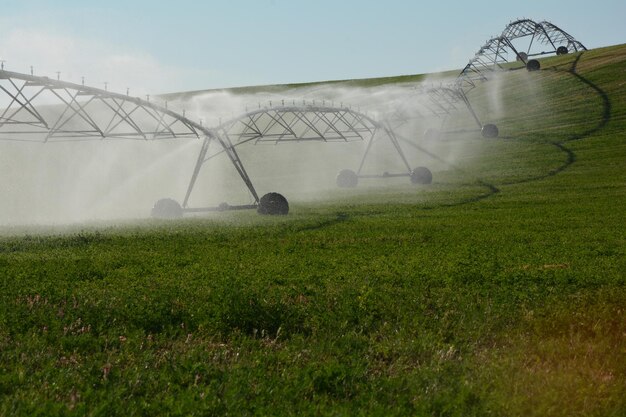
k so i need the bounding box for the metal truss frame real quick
[0,70,414,213]
[0,18,588,215]
[0,70,206,142]
[0,68,259,210]
[457,19,587,94]
[182,103,413,208]
[417,19,587,133]
[420,85,482,129]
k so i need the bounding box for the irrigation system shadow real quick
[564,54,612,141]
[295,212,350,233]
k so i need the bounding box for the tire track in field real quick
[397,136,501,207]
[291,52,610,229]
[401,51,611,208]
[496,52,611,187]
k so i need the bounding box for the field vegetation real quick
[1,45,625,416]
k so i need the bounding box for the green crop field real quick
[1,44,625,416]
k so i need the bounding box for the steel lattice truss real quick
[218,105,379,144]
[502,20,587,53]
[0,18,588,214]
[413,19,587,129]
[0,69,266,208]
[0,70,207,142]
[457,19,587,93]
[421,86,468,117]
[0,69,413,210]
[182,104,412,207]
[390,84,481,131]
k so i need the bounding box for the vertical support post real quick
[357,129,377,175]
[457,89,483,129]
[183,136,212,208]
[527,32,536,55]
[183,132,261,208]
[216,131,260,203]
[537,25,558,51]
[502,38,527,64]
[383,123,413,173]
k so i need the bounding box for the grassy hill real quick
[1,44,625,416]
[159,70,443,101]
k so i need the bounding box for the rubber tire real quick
[526,59,541,71]
[257,192,289,215]
[481,124,499,138]
[410,167,433,185]
[151,198,183,219]
[516,52,528,62]
[336,169,359,188]
[556,46,569,55]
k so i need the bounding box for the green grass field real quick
[1,45,625,416]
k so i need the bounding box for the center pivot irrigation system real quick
[0,19,585,217]
[415,19,586,140]
[180,103,428,216]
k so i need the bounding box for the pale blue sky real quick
[0,0,624,94]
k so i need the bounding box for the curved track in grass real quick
[496,53,611,187]
[402,51,611,210]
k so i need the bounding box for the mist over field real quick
[1,5,625,412]
[0,70,525,226]
[0,140,198,224]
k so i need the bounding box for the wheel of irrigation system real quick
[410,167,433,185]
[151,198,183,219]
[257,192,289,215]
[516,52,528,62]
[556,46,569,55]
[423,128,441,141]
[336,169,359,188]
[481,124,499,138]
[526,59,541,71]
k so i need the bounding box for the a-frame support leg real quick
[183,132,260,209]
